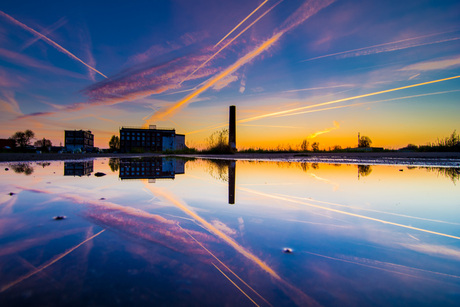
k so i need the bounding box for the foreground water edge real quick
[0,157,459,306]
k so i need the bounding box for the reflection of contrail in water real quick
[144,183,280,279]
[179,224,270,306]
[239,187,460,240]
[238,75,460,123]
[0,229,105,293]
[212,263,260,307]
[0,11,107,79]
[180,1,280,86]
[277,193,460,226]
[147,184,319,305]
[213,0,268,48]
[303,251,447,282]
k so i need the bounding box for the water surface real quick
[1,158,459,306]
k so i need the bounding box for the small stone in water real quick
[283,248,293,254]
[54,216,66,220]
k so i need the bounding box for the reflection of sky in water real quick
[0,158,459,306]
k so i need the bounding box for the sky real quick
[0,0,459,149]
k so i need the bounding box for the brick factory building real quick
[119,125,185,153]
[64,130,94,152]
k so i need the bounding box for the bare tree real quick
[300,139,309,151]
[311,142,320,152]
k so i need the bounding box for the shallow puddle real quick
[1,158,459,306]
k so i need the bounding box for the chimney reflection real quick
[119,157,184,181]
[228,161,236,204]
[64,161,94,176]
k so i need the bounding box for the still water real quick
[1,157,459,306]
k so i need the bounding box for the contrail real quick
[0,229,105,292]
[303,251,439,281]
[239,187,460,240]
[179,0,281,86]
[21,17,67,50]
[277,193,460,226]
[145,32,284,124]
[213,0,269,48]
[282,84,353,93]
[273,89,460,118]
[0,11,107,79]
[179,224,271,306]
[144,184,281,280]
[145,0,334,124]
[302,29,460,62]
[238,75,460,123]
[147,184,319,306]
[212,263,260,306]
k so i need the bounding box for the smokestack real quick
[229,105,236,151]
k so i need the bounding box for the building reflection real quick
[64,161,94,176]
[119,157,185,181]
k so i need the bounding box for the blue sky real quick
[1,0,459,149]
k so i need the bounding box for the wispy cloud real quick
[282,84,353,93]
[211,74,239,91]
[302,30,460,62]
[0,10,107,78]
[401,55,460,72]
[84,53,218,104]
[238,75,460,123]
[307,121,339,139]
[127,31,208,66]
[145,0,335,124]
[0,90,22,116]
[0,47,89,79]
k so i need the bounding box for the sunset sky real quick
[1,0,459,149]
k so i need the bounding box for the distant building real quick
[119,157,185,180]
[119,125,185,153]
[65,130,94,152]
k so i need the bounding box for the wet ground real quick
[1,157,459,306]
